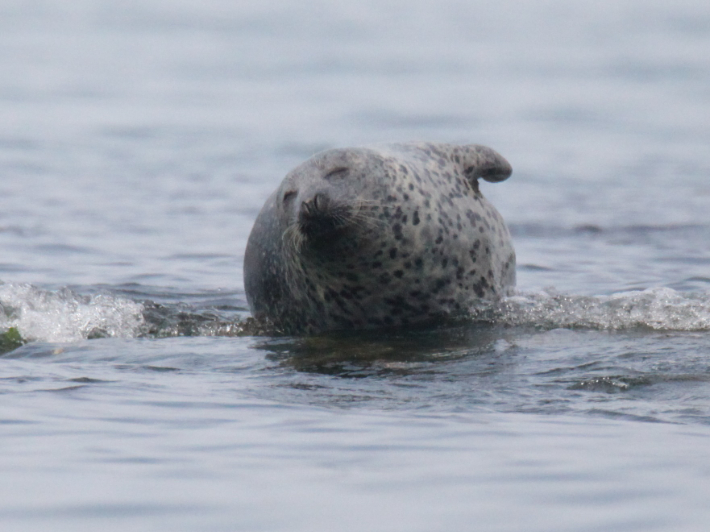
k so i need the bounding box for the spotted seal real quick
[243,142,515,335]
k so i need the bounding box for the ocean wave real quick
[1,283,709,349]
[0,283,145,343]
[496,287,710,331]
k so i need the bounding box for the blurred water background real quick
[1,1,710,530]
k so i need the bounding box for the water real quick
[2,1,710,530]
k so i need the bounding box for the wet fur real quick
[244,142,516,335]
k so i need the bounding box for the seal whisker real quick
[348,211,382,231]
[282,223,305,255]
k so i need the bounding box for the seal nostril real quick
[297,192,341,240]
[302,193,328,215]
[300,199,311,216]
[312,193,324,211]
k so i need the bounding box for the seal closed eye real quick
[323,167,349,180]
[244,141,515,335]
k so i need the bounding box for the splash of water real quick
[0,283,145,343]
[497,287,710,331]
[1,283,709,348]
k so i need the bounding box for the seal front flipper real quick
[456,144,512,184]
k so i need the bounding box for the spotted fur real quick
[243,142,516,335]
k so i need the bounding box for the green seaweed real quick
[0,327,25,354]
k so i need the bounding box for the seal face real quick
[243,142,516,335]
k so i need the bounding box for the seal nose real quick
[301,193,328,217]
[298,192,341,240]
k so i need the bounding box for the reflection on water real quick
[3,280,710,423]
[260,324,506,377]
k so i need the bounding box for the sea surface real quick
[2,1,710,530]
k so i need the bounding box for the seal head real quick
[244,142,515,335]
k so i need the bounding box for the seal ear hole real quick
[323,167,349,180]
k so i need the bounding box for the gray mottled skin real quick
[244,142,516,335]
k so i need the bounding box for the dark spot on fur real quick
[433,279,447,292]
[393,224,403,240]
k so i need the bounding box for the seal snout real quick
[300,192,330,224]
[298,192,342,240]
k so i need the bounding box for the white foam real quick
[0,283,145,343]
[2,283,709,344]
[499,287,710,331]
